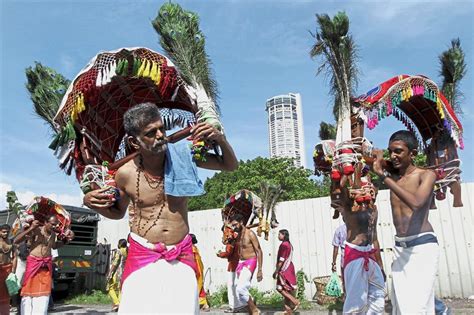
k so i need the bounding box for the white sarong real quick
[343,242,385,315]
[391,232,439,315]
[227,271,246,310]
[21,296,49,315]
[118,233,198,314]
[235,267,253,306]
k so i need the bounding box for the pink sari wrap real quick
[236,256,257,277]
[122,233,197,285]
[22,256,52,286]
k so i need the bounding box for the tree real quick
[25,62,70,134]
[310,12,359,143]
[6,191,23,215]
[439,38,466,116]
[188,157,331,211]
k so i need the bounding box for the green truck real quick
[0,205,101,292]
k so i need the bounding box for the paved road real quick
[9,299,473,314]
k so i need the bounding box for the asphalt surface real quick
[9,299,474,314]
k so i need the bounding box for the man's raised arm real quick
[373,150,436,211]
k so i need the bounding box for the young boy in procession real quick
[1,224,17,315]
[372,130,439,314]
[13,216,73,315]
[84,103,238,314]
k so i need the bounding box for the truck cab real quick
[53,206,100,291]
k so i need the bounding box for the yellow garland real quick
[70,93,86,122]
[137,59,147,77]
[152,62,161,84]
[150,61,158,83]
[437,98,445,119]
[143,60,151,77]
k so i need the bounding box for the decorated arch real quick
[313,74,464,209]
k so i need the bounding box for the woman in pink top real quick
[273,230,299,314]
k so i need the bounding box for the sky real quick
[0,0,473,209]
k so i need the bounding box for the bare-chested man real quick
[13,215,72,315]
[229,213,263,315]
[331,183,386,314]
[1,224,17,315]
[84,103,238,314]
[373,130,438,314]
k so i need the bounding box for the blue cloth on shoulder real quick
[164,142,205,197]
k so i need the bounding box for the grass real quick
[63,290,112,305]
[207,286,313,310]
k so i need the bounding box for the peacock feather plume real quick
[152,3,222,129]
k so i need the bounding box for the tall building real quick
[266,93,306,168]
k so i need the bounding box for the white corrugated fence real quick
[98,183,474,299]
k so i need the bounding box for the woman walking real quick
[273,229,299,314]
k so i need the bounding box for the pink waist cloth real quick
[343,245,377,271]
[236,257,257,277]
[22,255,52,286]
[122,233,197,285]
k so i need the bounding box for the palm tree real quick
[5,191,23,224]
[310,12,359,143]
[25,62,70,134]
[439,38,466,116]
[318,121,337,140]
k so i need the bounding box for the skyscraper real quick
[266,93,306,168]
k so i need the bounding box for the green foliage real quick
[310,11,359,124]
[249,288,284,307]
[6,191,23,215]
[152,3,218,105]
[318,121,336,140]
[207,285,228,307]
[188,157,331,211]
[208,286,313,310]
[25,62,70,134]
[64,290,111,305]
[296,269,310,300]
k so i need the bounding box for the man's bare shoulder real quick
[115,159,136,184]
[418,167,437,181]
[247,228,258,240]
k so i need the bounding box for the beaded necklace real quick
[134,155,166,237]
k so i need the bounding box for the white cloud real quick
[351,1,472,46]
[0,181,83,210]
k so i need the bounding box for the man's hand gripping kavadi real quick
[48,4,238,314]
[314,74,464,314]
